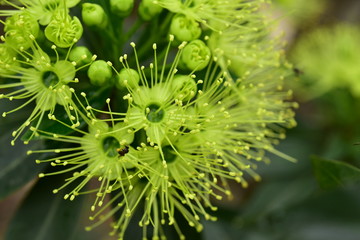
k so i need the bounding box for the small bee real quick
[116,146,129,157]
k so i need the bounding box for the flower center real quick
[163,145,177,163]
[102,136,120,158]
[146,103,165,123]
[42,70,60,88]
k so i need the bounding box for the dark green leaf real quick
[0,100,49,199]
[0,136,48,199]
[312,156,360,190]
[5,172,85,240]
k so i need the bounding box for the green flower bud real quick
[110,0,134,17]
[87,60,112,86]
[171,75,197,101]
[69,46,92,66]
[45,12,83,48]
[138,0,162,21]
[115,68,140,90]
[180,40,211,71]
[169,14,202,42]
[4,12,39,49]
[82,3,108,28]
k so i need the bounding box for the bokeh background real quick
[1,0,360,239]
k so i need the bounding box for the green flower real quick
[169,14,202,42]
[30,107,138,210]
[0,43,19,76]
[156,0,283,78]
[207,21,283,77]
[3,11,40,49]
[44,37,296,239]
[291,24,360,98]
[0,38,94,144]
[44,9,83,48]
[179,39,211,71]
[154,0,265,31]
[0,0,80,25]
[1,1,298,239]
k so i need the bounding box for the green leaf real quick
[0,100,49,199]
[0,136,48,199]
[5,172,85,240]
[312,156,360,190]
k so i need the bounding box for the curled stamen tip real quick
[130,42,136,47]
[169,34,174,41]
[106,98,111,104]
[38,173,45,178]
[53,189,58,194]
[153,43,157,49]
[91,55,97,61]
[51,45,56,49]
[107,61,113,66]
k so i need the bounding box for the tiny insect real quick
[293,67,304,76]
[116,146,129,157]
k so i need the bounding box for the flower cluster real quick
[291,23,360,98]
[0,0,297,239]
